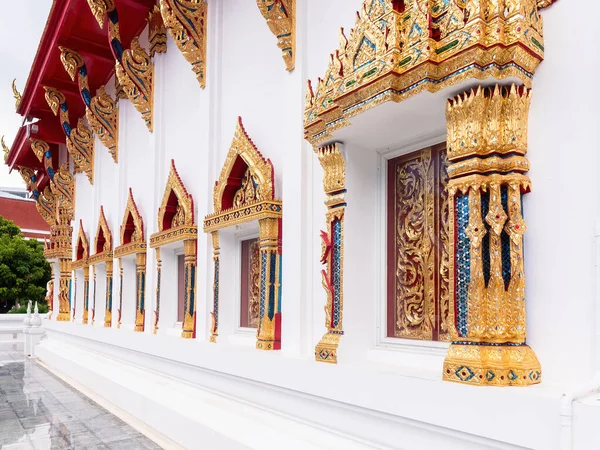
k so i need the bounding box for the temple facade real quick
[5,0,600,448]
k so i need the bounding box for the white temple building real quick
[5,0,600,448]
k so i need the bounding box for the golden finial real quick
[11,79,21,111]
[1,136,9,162]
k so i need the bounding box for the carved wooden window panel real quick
[240,237,260,329]
[387,143,450,341]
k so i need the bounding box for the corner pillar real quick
[57,259,72,321]
[256,217,282,350]
[442,84,541,386]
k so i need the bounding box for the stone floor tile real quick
[0,442,35,450]
[0,418,25,433]
[0,409,18,420]
[92,424,145,443]
[19,415,52,429]
[0,429,29,446]
[107,439,150,450]
[85,414,126,432]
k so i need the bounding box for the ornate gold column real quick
[256,217,282,350]
[83,266,90,324]
[92,266,97,325]
[135,253,147,332]
[182,239,197,339]
[104,260,113,327]
[209,232,219,343]
[442,84,541,386]
[153,248,161,335]
[314,143,346,364]
[117,259,123,328]
[57,259,72,321]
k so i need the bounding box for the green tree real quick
[0,216,51,313]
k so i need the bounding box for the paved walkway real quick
[0,345,161,449]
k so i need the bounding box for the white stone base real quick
[35,321,600,450]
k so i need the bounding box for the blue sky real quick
[0,1,52,188]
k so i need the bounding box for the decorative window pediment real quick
[72,221,90,270]
[89,207,113,265]
[304,0,554,145]
[204,118,282,232]
[115,189,146,258]
[150,160,197,248]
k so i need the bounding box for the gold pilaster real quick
[92,266,97,325]
[181,239,196,339]
[135,252,147,332]
[314,143,345,364]
[153,248,161,335]
[117,259,123,328]
[442,84,541,386]
[57,259,72,321]
[255,217,282,350]
[83,265,90,324]
[209,231,219,343]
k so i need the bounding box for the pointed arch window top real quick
[204,117,282,233]
[150,160,197,248]
[72,220,90,270]
[89,207,113,265]
[115,188,147,258]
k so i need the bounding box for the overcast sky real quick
[0,1,52,188]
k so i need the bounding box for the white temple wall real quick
[524,0,599,385]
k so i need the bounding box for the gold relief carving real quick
[57,259,72,321]
[115,76,127,100]
[315,143,345,363]
[160,0,207,87]
[118,188,145,247]
[153,248,161,334]
[181,239,197,339]
[30,139,49,164]
[115,38,154,131]
[256,0,295,71]
[44,86,95,183]
[149,226,197,248]
[37,188,57,228]
[135,252,147,332]
[83,265,90,324]
[442,83,540,386]
[94,206,113,256]
[1,136,9,162]
[157,160,194,232]
[209,231,219,343]
[304,0,549,145]
[438,151,451,341]
[88,86,118,162]
[393,150,435,340]
[205,117,282,350]
[12,79,21,111]
[247,239,261,328]
[148,5,167,57]
[60,46,119,163]
[86,0,114,28]
[446,85,531,161]
[105,259,113,327]
[213,118,275,213]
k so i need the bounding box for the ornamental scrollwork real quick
[59,46,119,162]
[256,0,295,72]
[44,86,95,183]
[159,0,207,88]
[148,5,167,57]
[115,38,154,131]
[86,0,114,28]
[1,136,9,162]
[94,206,113,256]
[119,188,145,247]
[304,0,553,145]
[11,79,21,111]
